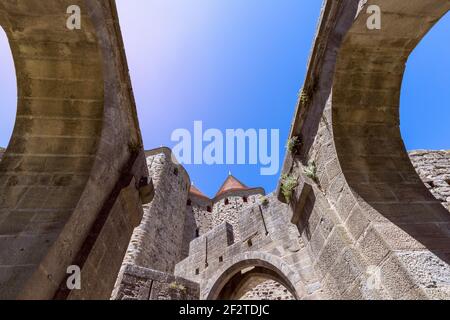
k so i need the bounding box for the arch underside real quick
[0,0,104,299]
[333,0,450,263]
[0,0,146,300]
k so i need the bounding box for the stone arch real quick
[278,0,450,299]
[330,0,450,298]
[0,1,148,300]
[202,251,305,300]
[0,25,16,150]
[333,0,449,243]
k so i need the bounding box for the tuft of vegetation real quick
[169,282,186,292]
[304,161,318,183]
[298,88,310,106]
[286,136,302,155]
[281,174,298,204]
[260,196,270,207]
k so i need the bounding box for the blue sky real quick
[0,1,449,197]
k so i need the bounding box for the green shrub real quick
[298,88,309,106]
[260,196,269,207]
[281,174,298,203]
[169,282,186,292]
[304,161,318,183]
[286,136,301,155]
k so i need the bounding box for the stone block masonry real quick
[0,1,148,300]
[212,192,262,242]
[410,150,450,212]
[120,148,190,273]
[277,0,450,300]
[182,192,214,257]
[241,281,295,300]
[175,193,323,300]
[114,264,199,300]
[112,146,450,300]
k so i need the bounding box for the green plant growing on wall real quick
[260,196,270,207]
[304,161,318,183]
[169,282,186,292]
[281,174,298,204]
[286,136,301,155]
[298,88,309,106]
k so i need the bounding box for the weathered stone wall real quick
[0,147,4,160]
[278,0,450,300]
[67,180,144,300]
[175,194,323,300]
[409,150,450,211]
[121,148,190,273]
[181,222,235,279]
[0,0,148,300]
[182,195,213,257]
[241,280,295,300]
[114,264,199,300]
[242,150,450,300]
[212,192,263,242]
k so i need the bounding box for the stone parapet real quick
[113,264,199,300]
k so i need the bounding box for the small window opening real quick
[195,269,200,275]
[195,229,200,238]
[219,256,223,263]
[243,196,248,203]
[247,239,253,247]
[187,199,192,206]
[224,198,229,205]
[207,206,212,213]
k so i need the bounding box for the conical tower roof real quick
[215,174,250,198]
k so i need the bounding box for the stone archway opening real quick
[0,2,105,299]
[205,259,299,300]
[0,26,16,160]
[400,11,450,151]
[332,0,450,266]
[400,11,450,211]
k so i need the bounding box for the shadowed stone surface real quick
[277,0,450,300]
[0,1,149,300]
